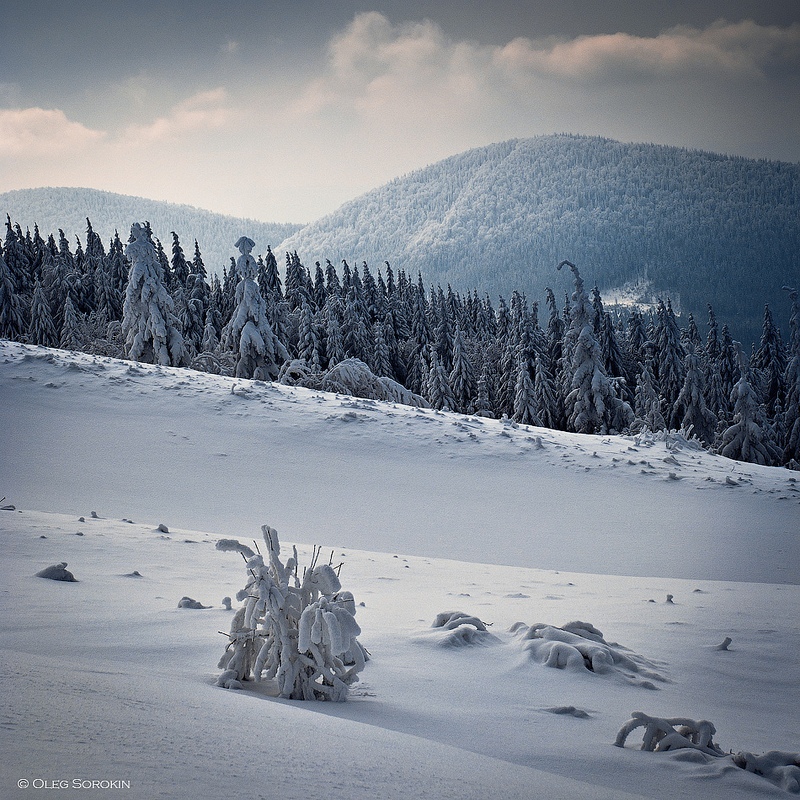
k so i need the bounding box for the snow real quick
[1,339,798,799]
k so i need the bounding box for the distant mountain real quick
[278,135,800,344]
[1,187,302,275]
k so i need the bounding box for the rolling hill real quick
[277,135,800,344]
[0,186,302,275]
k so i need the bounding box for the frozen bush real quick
[216,525,367,701]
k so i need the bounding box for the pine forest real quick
[1,214,798,469]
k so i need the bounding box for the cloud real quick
[121,88,232,145]
[294,13,800,116]
[0,107,105,156]
[495,20,800,83]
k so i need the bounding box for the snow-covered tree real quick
[59,295,82,351]
[0,245,26,340]
[426,349,456,411]
[27,278,58,347]
[121,222,188,366]
[221,236,289,380]
[633,361,666,433]
[449,325,476,414]
[672,344,717,445]
[512,352,542,426]
[717,350,781,465]
[217,525,367,701]
[558,261,632,434]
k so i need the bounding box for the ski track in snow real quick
[0,340,799,799]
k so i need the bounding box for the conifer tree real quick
[0,244,25,340]
[170,232,190,289]
[781,287,800,464]
[473,366,494,418]
[371,319,393,378]
[672,344,717,444]
[717,348,781,465]
[323,296,347,368]
[532,352,560,430]
[27,277,58,347]
[122,222,187,367]
[558,261,631,434]
[655,300,686,425]
[751,304,786,416]
[426,349,456,411]
[59,295,82,351]
[297,301,323,372]
[222,237,289,380]
[512,352,542,426]
[634,361,666,432]
[448,325,476,414]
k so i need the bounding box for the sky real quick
[1,1,799,223]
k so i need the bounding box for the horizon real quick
[1,2,799,223]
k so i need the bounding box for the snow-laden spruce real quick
[221,236,289,381]
[121,222,188,367]
[216,525,367,701]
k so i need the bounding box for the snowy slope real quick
[1,341,799,799]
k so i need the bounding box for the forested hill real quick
[277,135,800,344]
[0,187,302,278]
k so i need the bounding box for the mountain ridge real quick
[277,134,800,343]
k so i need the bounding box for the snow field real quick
[1,340,798,798]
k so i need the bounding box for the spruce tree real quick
[751,304,786,416]
[558,261,631,434]
[717,349,781,465]
[0,244,25,340]
[27,277,58,347]
[672,344,717,444]
[122,223,187,367]
[222,237,289,380]
[634,361,666,432]
[781,287,800,464]
[512,352,542,426]
[448,325,476,414]
[59,295,82,351]
[426,350,456,411]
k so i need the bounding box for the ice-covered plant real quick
[216,525,367,701]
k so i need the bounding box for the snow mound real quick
[510,620,666,686]
[35,562,77,582]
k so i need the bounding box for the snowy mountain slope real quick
[277,135,800,344]
[1,341,799,799]
[0,187,302,276]
[1,341,797,584]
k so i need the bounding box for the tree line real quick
[1,215,798,469]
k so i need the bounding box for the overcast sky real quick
[1,1,798,223]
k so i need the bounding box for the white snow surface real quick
[1,340,798,799]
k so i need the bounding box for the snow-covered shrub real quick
[614,712,724,755]
[616,712,800,794]
[278,356,429,408]
[510,620,665,686]
[415,611,500,648]
[216,525,367,701]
